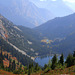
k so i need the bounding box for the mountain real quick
[0,14,52,58]
[51,32,75,57]
[30,0,74,17]
[0,37,35,66]
[35,13,75,57]
[35,13,75,40]
[0,0,54,28]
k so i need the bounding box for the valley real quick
[0,0,75,74]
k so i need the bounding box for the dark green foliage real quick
[24,66,28,74]
[12,60,16,71]
[28,69,31,75]
[59,54,64,66]
[9,58,12,71]
[51,54,57,69]
[35,63,39,71]
[0,49,4,69]
[65,54,73,67]
[43,64,48,70]
[0,57,4,69]
[73,51,75,57]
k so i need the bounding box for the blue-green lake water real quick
[35,56,66,67]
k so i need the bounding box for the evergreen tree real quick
[0,57,4,69]
[59,54,64,66]
[35,63,39,71]
[73,51,75,65]
[24,66,27,74]
[6,54,8,60]
[28,68,31,75]
[0,47,4,69]
[51,54,57,70]
[65,54,73,67]
[73,51,75,57]
[44,64,48,70]
[12,60,16,71]
[9,58,12,71]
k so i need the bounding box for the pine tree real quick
[51,54,57,70]
[73,51,75,65]
[73,51,75,57]
[44,64,48,70]
[9,58,12,71]
[12,60,16,71]
[28,69,31,75]
[0,47,4,69]
[59,54,64,66]
[24,66,27,74]
[35,63,39,71]
[65,54,73,67]
[0,57,4,69]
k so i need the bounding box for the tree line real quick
[43,51,75,73]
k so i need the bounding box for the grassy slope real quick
[0,66,75,75]
[31,66,75,75]
[0,69,16,75]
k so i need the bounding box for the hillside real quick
[0,70,16,75]
[0,37,35,66]
[0,66,75,75]
[35,13,75,57]
[42,66,75,75]
[0,14,52,58]
[0,0,54,28]
[35,13,75,40]
[51,32,75,57]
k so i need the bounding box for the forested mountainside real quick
[35,13,75,40]
[0,13,75,58]
[0,14,52,58]
[0,0,54,28]
[0,37,35,66]
[35,13,75,57]
[50,32,75,57]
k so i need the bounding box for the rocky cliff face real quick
[0,19,8,39]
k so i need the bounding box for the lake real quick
[35,56,53,67]
[35,56,65,67]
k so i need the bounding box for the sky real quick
[63,0,75,11]
[40,0,75,11]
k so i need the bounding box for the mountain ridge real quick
[0,0,54,28]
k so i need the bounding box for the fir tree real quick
[59,54,64,66]
[73,51,75,57]
[51,54,57,70]
[12,60,16,71]
[65,54,73,67]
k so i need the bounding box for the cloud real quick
[40,0,47,1]
[63,0,75,3]
[51,0,56,1]
[40,0,56,1]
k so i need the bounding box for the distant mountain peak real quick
[0,0,54,28]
